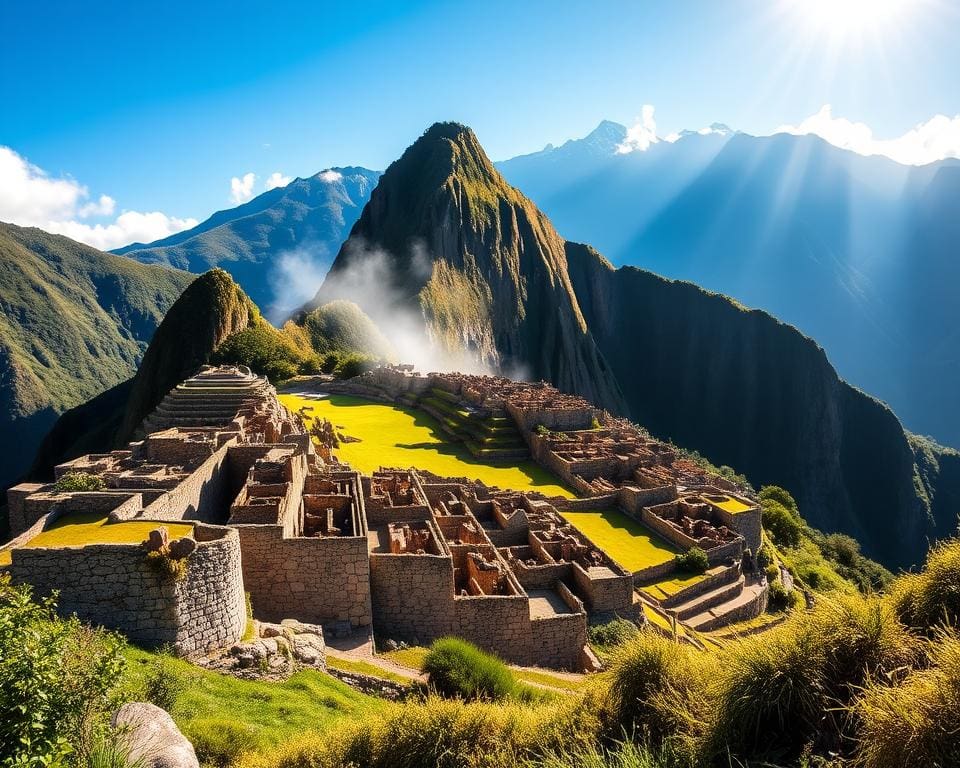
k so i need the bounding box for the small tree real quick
[676,546,709,574]
[53,472,104,493]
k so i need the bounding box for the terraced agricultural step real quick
[667,575,745,621]
[685,581,768,632]
[656,563,741,608]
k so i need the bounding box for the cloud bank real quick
[0,146,197,250]
[229,172,257,204]
[265,171,292,191]
[774,105,960,166]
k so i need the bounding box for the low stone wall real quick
[658,562,741,608]
[141,441,234,524]
[237,525,372,628]
[632,558,678,585]
[552,494,618,512]
[511,559,572,590]
[10,524,245,656]
[11,491,144,535]
[618,484,678,514]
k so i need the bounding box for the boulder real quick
[112,702,198,768]
[167,537,197,560]
[143,527,169,552]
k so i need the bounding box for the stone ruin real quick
[2,364,768,671]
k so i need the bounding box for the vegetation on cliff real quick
[0,222,193,491]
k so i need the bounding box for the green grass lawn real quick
[280,393,573,497]
[0,513,194,566]
[559,509,680,572]
[640,571,709,601]
[123,647,382,756]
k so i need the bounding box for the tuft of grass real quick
[237,693,596,768]
[856,629,960,768]
[601,631,711,753]
[707,592,917,760]
[891,537,960,632]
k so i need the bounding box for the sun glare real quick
[795,0,911,36]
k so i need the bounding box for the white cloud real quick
[616,105,660,154]
[0,145,197,250]
[265,172,292,191]
[774,105,960,166]
[318,169,343,183]
[46,211,200,251]
[229,172,257,204]
[78,194,116,218]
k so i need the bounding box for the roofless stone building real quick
[3,365,765,668]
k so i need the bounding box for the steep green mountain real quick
[117,168,379,318]
[0,222,193,490]
[298,299,394,359]
[309,123,960,568]
[307,123,626,413]
[30,272,388,477]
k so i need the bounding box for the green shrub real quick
[674,547,709,574]
[334,352,378,380]
[0,576,127,767]
[185,719,260,768]
[767,580,790,611]
[422,637,516,701]
[53,471,105,493]
[212,324,308,383]
[761,499,803,548]
[589,618,640,651]
[765,563,780,583]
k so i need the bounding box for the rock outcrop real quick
[112,702,198,768]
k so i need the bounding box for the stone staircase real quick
[643,561,768,633]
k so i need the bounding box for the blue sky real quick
[2,0,958,248]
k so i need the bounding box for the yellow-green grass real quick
[709,495,753,514]
[0,512,194,566]
[641,602,688,637]
[280,393,573,497]
[123,647,382,754]
[640,571,708,601]
[559,509,680,572]
[512,668,588,692]
[380,645,430,670]
[325,655,413,686]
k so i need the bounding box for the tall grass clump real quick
[422,637,517,701]
[601,631,711,755]
[855,629,960,768]
[238,694,596,768]
[708,593,916,760]
[891,538,960,631]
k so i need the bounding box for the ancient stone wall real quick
[141,441,234,523]
[369,552,456,641]
[571,562,634,613]
[454,593,531,662]
[618,483,678,514]
[10,524,245,656]
[236,525,372,628]
[10,490,144,535]
[713,506,762,553]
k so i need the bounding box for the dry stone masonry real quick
[3,364,766,669]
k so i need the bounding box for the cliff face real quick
[565,243,936,568]
[309,123,626,413]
